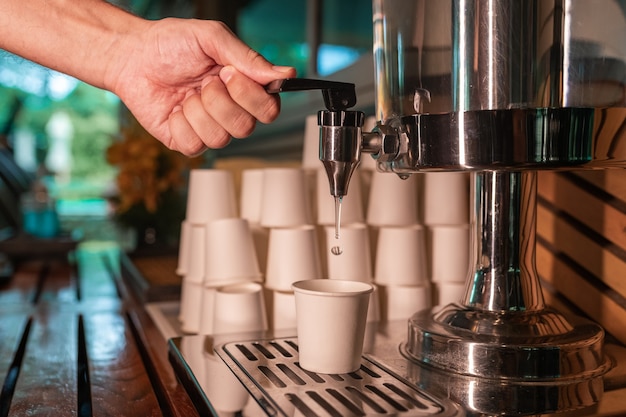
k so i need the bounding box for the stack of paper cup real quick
[198,218,264,335]
[264,225,322,330]
[423,172,471,306]
[260,168,313,228]
[366,171,420,227]
[239,169,269,273]
[178,169,238,334]
[374,225,431,321]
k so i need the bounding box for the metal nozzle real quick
[318,110,364,197]
[265,78,367,198]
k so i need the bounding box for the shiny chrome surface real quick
[465,171,542,313]
[382,107,626,172]
[306,0,626,413]
[168,322,626,416]
[318,111,364,197]
[405,170,611,383]
[373,0,626,118]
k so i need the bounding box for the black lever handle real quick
[265,78,357,112]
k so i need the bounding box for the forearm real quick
[0,0,148,91]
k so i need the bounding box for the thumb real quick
[204,22,296,84]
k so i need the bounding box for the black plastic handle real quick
[266,78,357,112]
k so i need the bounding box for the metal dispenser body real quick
[263,1,626,414]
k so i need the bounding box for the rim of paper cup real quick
[292,279,373,296]
[217,282,263,294]
[204,275,263,288]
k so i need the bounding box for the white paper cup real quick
[265,226,322,291]
[430,225,471,283]
[198,286,217,335]
[292,279,373,374]
[184,224,206,284]
[250,223,269,275]
[179,279,203,334]
[272,290,297,330]
[423,172,470,226]
[176,220,191,276]
[239,169,265,224]
[367,284,381,323]
[383,284,431,321]
[324,223,372,282]
[436,282,467,306]
[212,282,268,335]
[366,171,420,226]
[374,225,428,286]
[204,218,262,286]
[302,114,322,171]
[186,169,237,225]
[316,168,365,226]
[260,168,313,227]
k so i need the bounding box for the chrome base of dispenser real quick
[404,303,612,414]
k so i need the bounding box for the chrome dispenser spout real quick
[266,78,374,198]
[317,110,364,197]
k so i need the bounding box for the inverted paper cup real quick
[212,282,268,335]
[265,226,322,291]
[185,169,237,224]
[240,169,265,224]
[198,286,217,335]
[301,114,322,171]
[436,281,467,306]
[292,279,373,374]
[176,220,191,276]
[179,279,203,334]
[383,284,432,321]
[430,225,471,283]
[366,171,420,226]
[374,225,428,286]
[423,172,469,226]
[204,218,262,286]
[184,224,206,284]
[272,290,297,331]
[260,168,313,227]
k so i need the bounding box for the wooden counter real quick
[0,249,198,416]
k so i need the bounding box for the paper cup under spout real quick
[292,279,373,374]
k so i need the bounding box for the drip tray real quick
[169,333,462,417]
[219,338,460,417]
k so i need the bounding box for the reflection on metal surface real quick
[166,322,626,416]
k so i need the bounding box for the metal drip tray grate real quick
[217,338,460,417]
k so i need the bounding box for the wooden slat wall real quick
[537,170,626,346]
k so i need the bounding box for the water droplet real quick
[331,246,343,256]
